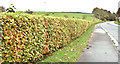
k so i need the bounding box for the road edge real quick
[100,24,119,53]
[108,21,120,27]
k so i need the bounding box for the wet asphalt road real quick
[77,24,118,62]
[99,21,119,44]
[99,21,120,63]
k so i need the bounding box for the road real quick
[77,24,118,62]
[99,21,119,45]
[99,21,120,63]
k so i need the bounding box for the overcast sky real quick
[0,0,119,13]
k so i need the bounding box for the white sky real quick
[0,0,119,13]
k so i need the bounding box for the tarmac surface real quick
[100,21,120,63]
[100,21,119,45]
[77,24,118,62]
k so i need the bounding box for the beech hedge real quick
[0,13,103,62]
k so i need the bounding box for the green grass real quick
[39,24,95,62]
[114,21,120,25]
[33,12,101,21]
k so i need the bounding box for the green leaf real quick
[4,36,10,39]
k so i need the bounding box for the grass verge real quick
[114,21,120,25]
[39,24,95,62]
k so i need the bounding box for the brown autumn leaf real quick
[76,59,78,61]
[86,44,89,46]
[64,54,67,56]
[87,41,89,43]
[55,57,58,59]
[87,47,89,49]
[74,49,77,51]
[82,50,84,52]
[71,48,73,51]
[64,58,67,59]
[68,57,70,59]
[75,43,77,45]
[79,47,82,48]
[59,59,62,61]
[49,53,52,56]
[66,50,69,52]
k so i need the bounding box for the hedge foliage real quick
[0,13,103,62]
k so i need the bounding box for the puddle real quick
[93,28,106,33]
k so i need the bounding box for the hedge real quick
[0,13,103,62]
